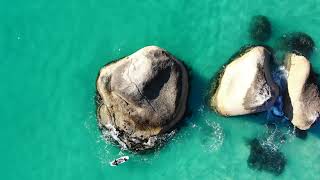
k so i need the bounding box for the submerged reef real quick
[247,138,286,176]
[249,15,272,42]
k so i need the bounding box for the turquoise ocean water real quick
[1,0,320,179]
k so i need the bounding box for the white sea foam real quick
[202,119,224,152]
[267,66,289,120]
[272,65,288,90]
[102,124,128,150]
[262,126,280,152]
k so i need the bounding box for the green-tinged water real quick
[1,0,320,179]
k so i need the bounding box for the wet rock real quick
[209,46,279,116]
[284,53,320,130]
[96,46,189,151]
[278,32,315,58]
[249,15,272,42]
[247,138,286,175]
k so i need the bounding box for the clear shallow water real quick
[1,0,320,179]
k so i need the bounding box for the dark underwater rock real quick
[294,128,308,140]
[249,15,272,42]
[247,138,286,176]
[278,32,315,58]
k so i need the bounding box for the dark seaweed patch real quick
[247,138,286,176]
[249,15,272,42]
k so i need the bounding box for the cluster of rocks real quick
[209,15,319,175]
[95,14,318,175]
[209,45,319,130]
[210,16,319,131]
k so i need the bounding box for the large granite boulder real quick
[284,53,320,130]
[96,46,189,151]
[210,46,279,116]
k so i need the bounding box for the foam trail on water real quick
[262,125,280,152]
[268,66,289,120]
[202,119,224,152]
[102,124,128,150]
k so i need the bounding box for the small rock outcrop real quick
[96,46,189,151]
[210,46,279,116]
[249,15,272,42]
[284,53,320,130]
